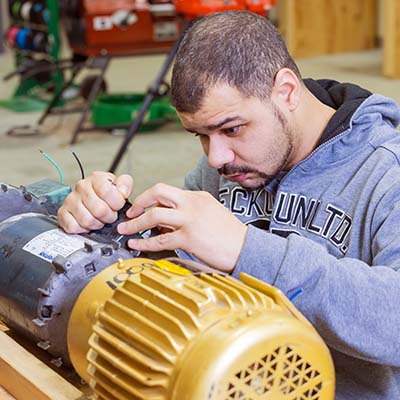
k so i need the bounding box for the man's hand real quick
[117,183,248,273]
[58,171,133,233]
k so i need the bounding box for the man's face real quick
[177,84,297,190]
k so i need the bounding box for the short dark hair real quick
[171,10,301,113]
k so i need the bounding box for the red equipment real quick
[63,0,184,57]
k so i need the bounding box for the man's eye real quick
[223,126,240,135]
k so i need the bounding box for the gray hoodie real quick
[183,79,400,399]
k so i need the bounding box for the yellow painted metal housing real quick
[68,258,335,400]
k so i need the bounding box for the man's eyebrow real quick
[184,116,244,133]
[205,116,243,130]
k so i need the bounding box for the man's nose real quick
[207,136,234,170]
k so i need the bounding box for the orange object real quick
[175,0,276,18]
[65,0,184,57]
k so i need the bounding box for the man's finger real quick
[114,174,134,199]
[126,183,184,218]
[72,184,118,223]
[57,210,89,234]
[118,207,182,235]
[127,230,180,253]
[65,201,105,231]
[92,177,127,211]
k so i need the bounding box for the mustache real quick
[218,164,258,176]
[218,165,255,175]
[218,164,275,185]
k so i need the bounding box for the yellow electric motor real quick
[68,258,335,400]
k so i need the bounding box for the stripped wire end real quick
[38,149,65,185]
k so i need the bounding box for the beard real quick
[218,104,295,190]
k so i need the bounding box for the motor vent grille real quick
[84,262,334,400]
[87,267,274,400]
[226,345,322,400]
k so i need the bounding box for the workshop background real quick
[1,0,399,196]
[0,1,400,399]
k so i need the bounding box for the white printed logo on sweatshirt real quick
[219,187,352,255]
[219,187,273,231]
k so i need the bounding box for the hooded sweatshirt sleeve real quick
[233,190,400,367]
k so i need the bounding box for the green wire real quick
[39,149,65,185]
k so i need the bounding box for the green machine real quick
[91,93,179,133]
[1,0,63,112]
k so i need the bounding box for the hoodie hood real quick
[304,78,373,144]
[295,79,400,172]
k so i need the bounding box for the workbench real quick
[0,324,89,400]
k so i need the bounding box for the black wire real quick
[71,151,85,179]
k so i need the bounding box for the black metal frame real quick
[37,56,110,144]
[37,19,191,169]
[108,25,189,173]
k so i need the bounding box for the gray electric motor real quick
[0,182,138,365]
[0,212,135,365]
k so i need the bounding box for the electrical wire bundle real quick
[6,1,50,53]
[9,0,49,25]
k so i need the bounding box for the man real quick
[58,11,400,399]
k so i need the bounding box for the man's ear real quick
[271,68,301,112]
